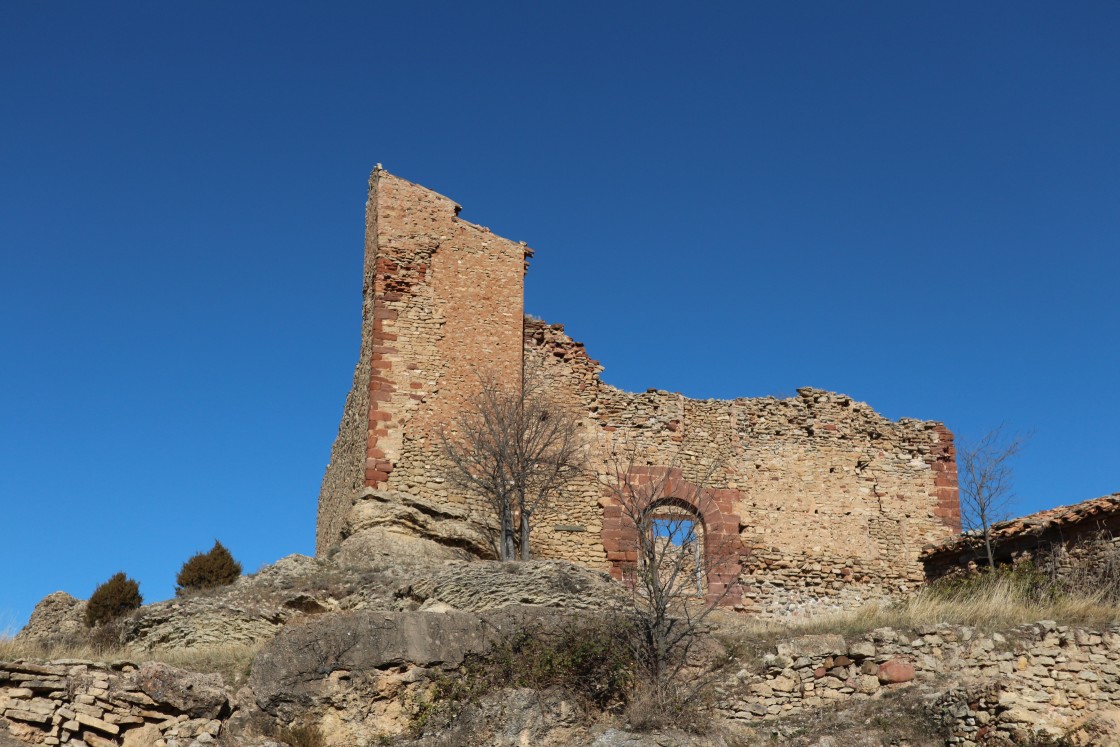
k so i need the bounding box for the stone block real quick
[877,658,916,684]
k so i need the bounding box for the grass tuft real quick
[0,638,260,687]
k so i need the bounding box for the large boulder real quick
[337,488,493,566]
[249,610,497,719]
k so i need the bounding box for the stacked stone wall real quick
[315,173,380,553]
[717,621,1120,745]
[524,319,960,615]
[926,508,1120,583]
[0,660,227,747]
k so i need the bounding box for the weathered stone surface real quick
[848,640,876,659]
[777,634,848,659]
[120,554,331,651]
[0,724,29,747]
[876,658,916,684]
[854,674,880,694]
[399,559,631,612]
[339,489,491,564]
[249,610,497,718]
[15,591,85,647]
[134,662,227,719]
[118,552,440,652]
[1066,708,1120,746]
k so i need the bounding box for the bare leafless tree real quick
[959,425,1029,568]
[442,368,584,561]
[602,444,744,704]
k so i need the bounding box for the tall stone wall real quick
[524,319,960,614]
[317,169,529,554]
[317,169,961,614]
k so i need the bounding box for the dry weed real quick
[722,573,1120,644]
[0,638,260,687]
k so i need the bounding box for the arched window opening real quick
[646,499,706,596]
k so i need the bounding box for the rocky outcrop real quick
[119,555,336,651]
[12,617,1120,745]
[249,610,496,720]
[397,559,632,612]
[405,688,741,747]
[337,488,493,566]
[119,553,444,652]
[15,592,85,649]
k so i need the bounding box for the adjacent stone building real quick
[317,167,961,615]
[923,492,1120,581]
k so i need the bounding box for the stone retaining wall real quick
[0,660,228,747]
[718,622,1120,744]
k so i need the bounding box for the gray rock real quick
[398,559,631,612]
[777,634,847,658]
[134,662,229,719]
[249,610,499,718]
[15,591,85,647]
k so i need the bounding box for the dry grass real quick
[0,638,261,687]
[719,573,1120,644]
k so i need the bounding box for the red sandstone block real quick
[371,360,393,369]
[934,473,956,487]
[366,469,390,483]
[877,659,915,684]
[371,411,392,422]
[370,391,392,402]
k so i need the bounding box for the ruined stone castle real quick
[317,167,961,615]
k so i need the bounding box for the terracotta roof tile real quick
[922,492,1120,561]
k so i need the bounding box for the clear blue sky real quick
[2,2,1117,632]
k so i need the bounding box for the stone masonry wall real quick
[924,494,1120,582]
[717,621,1120,745]
[315,173,379,554]
[524,319,960,615]
[317,169,961,614]
[317,169,529,555]
[0,660,228,747]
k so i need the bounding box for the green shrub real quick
[176,541,242,594]
[486,614,637,710]
[85,572,142,627]
[409,614,638,735]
